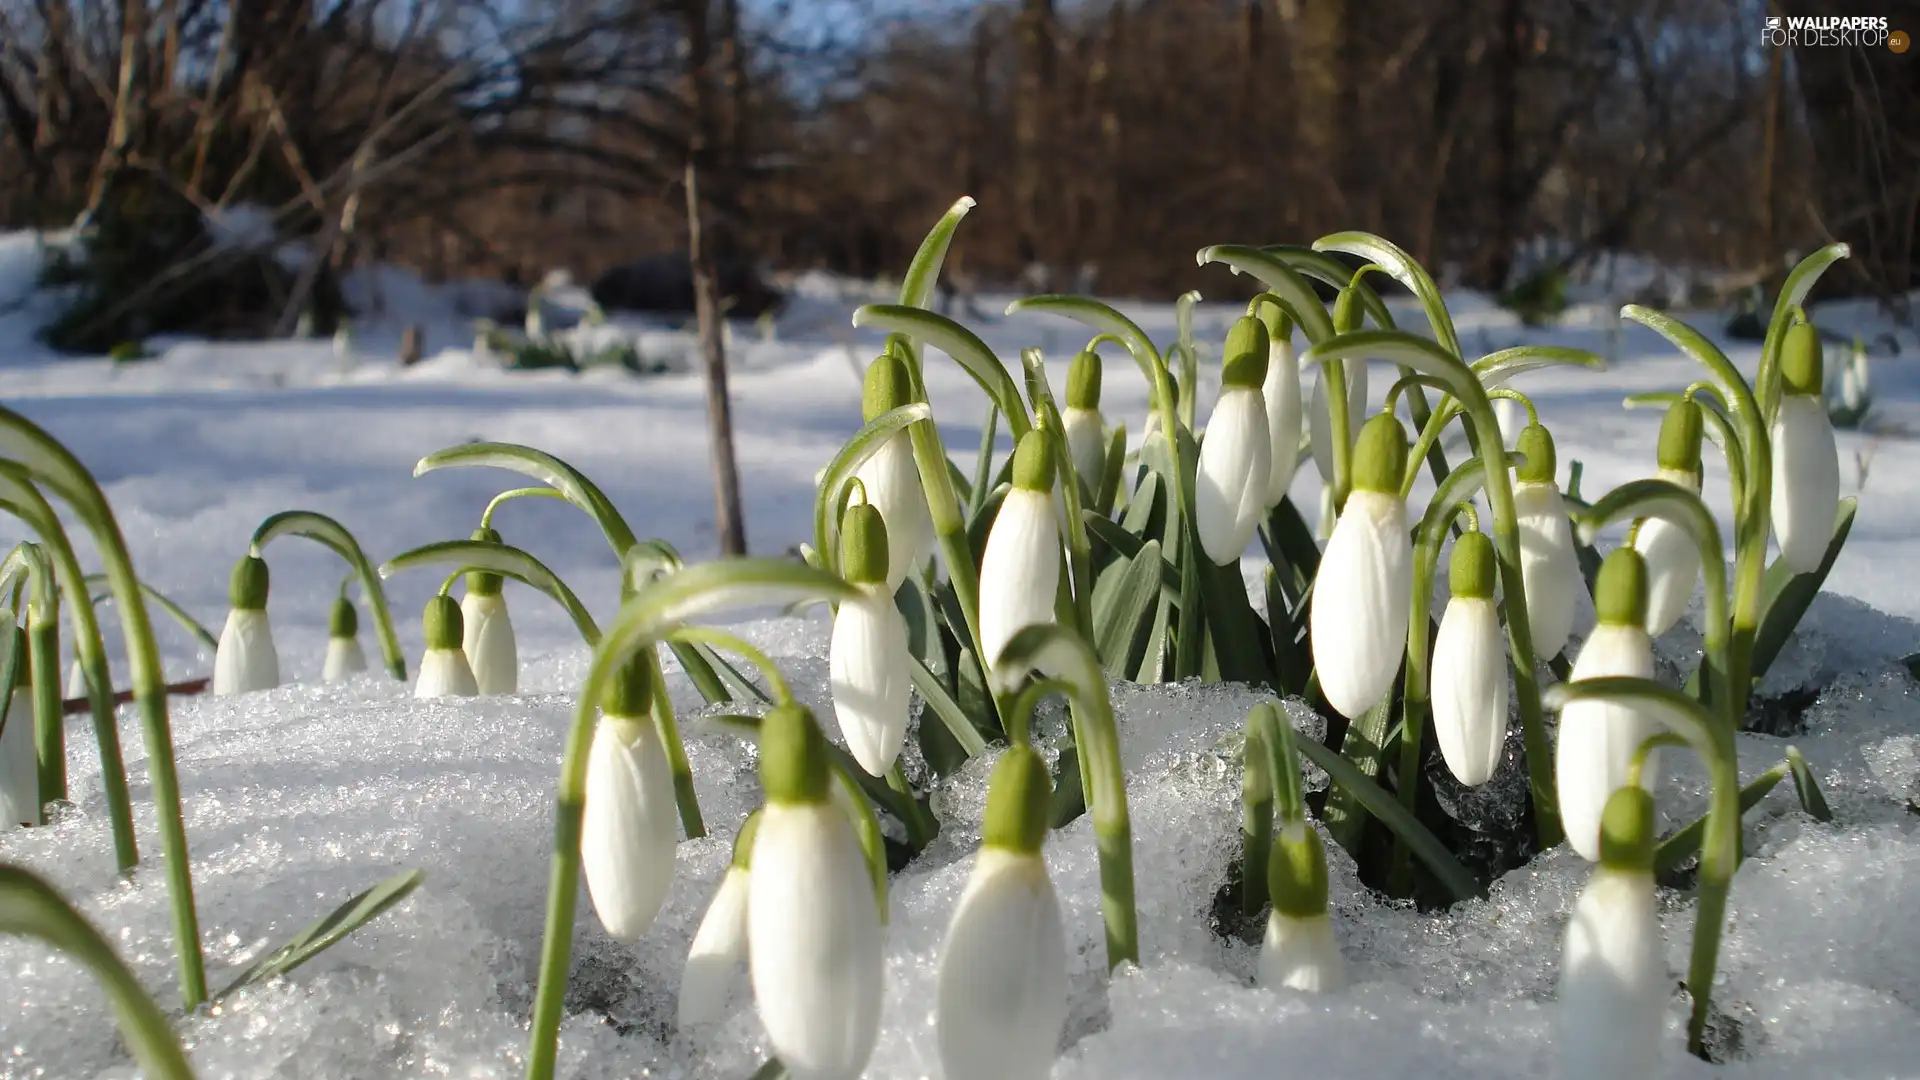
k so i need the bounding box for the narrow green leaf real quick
[1322,691,1397,851]
[1092,540,1164,677]
[1194,246,1335,342]
[908,653,990,758]
[1748,497,1857,685]
[1759,243,1851,419]
[216,869,426,1000]
[1655,765,1786,874]
[968,402,999,519]
[1785,746,1833,822]
[1003,295,1163,386]
[1311,231,1460,357]
[1294,738,1480,903]
[1472,345,1607,383]
[1262,246,1386,322]
[81,574,217,653]
[413,442,638,556]
[850,306,1031,437]
[1096,422,1127,518]
[379,539,600,645]
[899,197,975,311]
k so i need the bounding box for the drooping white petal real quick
[1063,407,1107,497]
[461,591,519,695]
[829,584,912,776]
[853,433,935,591]
[322,636,368,682]
[0,687,37,828]
[679,866,752,1029]
[213,608,280,695]
[936,849,1069,1080]
[1195,387,1273,564]
[1431,596,1509,787]
[1771,395,1842,575]
[1258,911,1348,993]
[1263,335,1304,507]
[413,648,478,698]
[1308,362,1369,484]
[1633,515,1700,638]
[1310,489,1412,718]
[978,488,1061,670]
[582,714,680,942]
[1557,868,1667,1080]
[1513,481,1580,660]
[748,801,884,1080]
[1555,623,1659,862]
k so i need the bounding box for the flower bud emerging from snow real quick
[1555,548,1660,863]
[1195,317,1274,564]
[1432,531,1510,787]
[1771,323,1841,574]
[1632,400,1706,637]
[461,527,518,694]
[1,631,38,828]
[323,596,368,682]
[1512,424,1579,660]
[1259,821,1347,993]
[214,555,280,695]
[1557,787,1666,1080]
[852,351,935,592]
[1310,414,1412,718]
[582,655,679,943]
[937,747,1069,1080]
[1062,350,1107,498]
[829,502,911,776]
[679,810,761,1029]
[980,429,1062,678]
[749,704,885,1080]
[1256,304,1305,508]
[414,595,478,698]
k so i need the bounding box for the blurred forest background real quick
[2,0,1917,323]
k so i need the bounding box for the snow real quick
[0,227,1916,1078]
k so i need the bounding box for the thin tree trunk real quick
[82,0,151,221]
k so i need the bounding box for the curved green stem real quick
[479,486,570,530]
[82,574,219,654]
[250,510,405,680]
[413,441,639,557]
[810,402,932,577]
[381,538,601,645]
[1007,677,1078,748]
[1623,391,1748,511]
[523,559,859,1080]
[1628,731,1689,789]
[1486,387,1539,427]
[661,625,793,705]
[0,479,136,870]
[1313,231,1462,358]
[1757,243,1850,425]
[0,407,206,1006]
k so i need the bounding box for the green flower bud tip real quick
[1267,821,1331,919]
[1011,427,1058,492]
[1220,316,1270,390]
[1655,398,1704,473]
[1066,351,1102,410]
[466,526,504,597]
[1254,298,1290,343]
[1333,285,1363,333]
[1514,423,1557,484]
[229,555,270,611]
[422,594,464,651]
[1593,547,1650,627]
[329,596,359,639]
[1449,530,1497,601]
[862,351,913,421]
[759,703,832,805]
[730,808,764,870]
[1780,321,1824,397]
[1597,785,1657,873]
[1350,413,1409,494]
[838,501,891,586]
[982,745,1054,854]
[601,652,657,719]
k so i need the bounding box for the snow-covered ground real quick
[0,227,1915,1078]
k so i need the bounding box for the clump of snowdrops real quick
[2,201,1856,1080]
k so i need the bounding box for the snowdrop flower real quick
[213,555,280,695]
[679,810,760,1029]
[1556,548,1660,863]
[414,595,478,698]
[829,502,911,776]
[979,428,1062,676]
[1061,350,1107,499]
[1839,338,1869,414]
[1633,399,1705,637]
[1195,316,1274,564]
[1258,306,1304,508]
[1558,786,1666,1080]
[582,655,679,943]
[1771,322,1841,574]
[852,351,935,591]
[461,528,518,695]
[1512,423,1579,660]
[936,747,1068,1080]
[748,704,884,1080]
[1432,530,1509,787]
[322,596,368,682]
[1,633,37,828]
[1310,414,1412,718]
[1258,820,1347,993]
